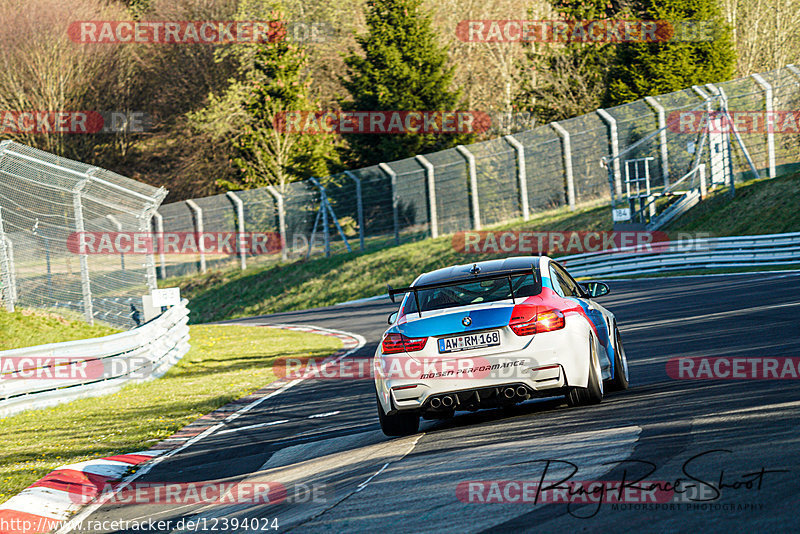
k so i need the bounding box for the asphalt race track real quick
[71,272,800,533]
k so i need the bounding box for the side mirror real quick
[582,281,610,298]
[388,312,398,325]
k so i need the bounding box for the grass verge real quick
[0,308,119,351]
[0,324,341,503]
[666,171,800,235]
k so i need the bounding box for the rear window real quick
[403,273,541,314]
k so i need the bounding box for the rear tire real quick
[607,325,629,392]
[377,393,420,436]
[567,336,604,407]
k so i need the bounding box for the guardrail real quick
[0,300,190,418]
[560,232,800,278]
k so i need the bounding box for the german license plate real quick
[438,331,500,353]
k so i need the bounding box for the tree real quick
[605,0,736,106]
[189,1,339,192]
[514,0,628,123]
[341,0,469,167]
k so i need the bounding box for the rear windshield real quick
[403,273,541,314]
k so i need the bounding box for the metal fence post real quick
[185,199,207,273]
[698,164,707,198]
[644,96,670,187]
[596,109,622,199]
[503,135,529,221]
[265,186,288,261]
[309,178,351,257]
[415,155,438,238]
[343,171,365,251]
[105,214,125,271]
[137,209,158,291]
[5,237,16,305]
[378,163,400,246]
[456,145,481,230]
[226,191,247,270]
[72,178,93,324]
[152,211,166,279]
[308,178,331,257]
[0,207,15,312]
[751,73,776,179]
[550,122,576,209]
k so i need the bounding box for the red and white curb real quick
[0,324,364,534]
[0,451,162,534]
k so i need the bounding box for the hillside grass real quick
[665,171,800,235]
[0,308,119,351]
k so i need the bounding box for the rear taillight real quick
[536,309,566,332]
[382,333,428,354]
[510,309,565,336]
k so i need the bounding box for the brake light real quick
[382,333,428,354]
[536,309,566,332]
[510,309,565,336]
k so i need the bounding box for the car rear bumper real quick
[375,325,591,415]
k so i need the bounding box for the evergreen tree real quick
[514,0,627,123]
[341,0,468,166]
[190,2,339,192]
[605,0,736,106]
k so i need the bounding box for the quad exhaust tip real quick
[516,386,528,397]
[503,387,516,399]
[430,397,442,409]
[441,395,455,407]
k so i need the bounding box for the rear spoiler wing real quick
[387,265,540,315]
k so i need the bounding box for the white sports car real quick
[374,256,629,436]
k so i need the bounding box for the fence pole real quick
[137,210,157,291]
[72,178,94,324]
[308,178,328,257]
[152,211,166,279]
[225,191,247,270]
[105,214,125,272]
[265,186,287,261]
[698,164,707,198]
[5,237,16,305]
[644,96,670,187]
[378,163,400,246]
[185,199,206,273]
[456,145,481,230]
[343,171,366,251]
[550,122,576,209]
[503,135,529,221]
[718,87,760,187]
[751,74,776,179]
[415,155,439,238]
[596,109,622,198]
[0,207,14,312]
